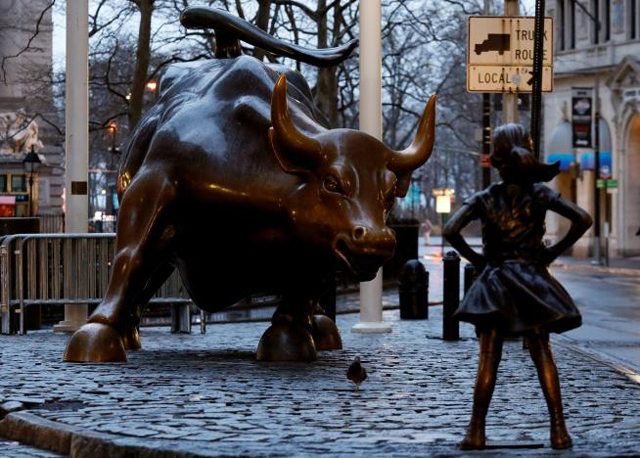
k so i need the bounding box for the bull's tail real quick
[180,7,357,68]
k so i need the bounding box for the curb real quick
[553,336,640,386]
[551,263,640,276]
[0,411,214,458]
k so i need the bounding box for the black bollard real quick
[463,263,476,295]
[443,251,460,341]
[398,259,429,319]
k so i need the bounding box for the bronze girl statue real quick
[443,124,592,450]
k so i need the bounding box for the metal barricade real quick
[0,233,196,335]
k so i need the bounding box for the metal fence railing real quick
[36,213,65,233]
[0,233,193,335]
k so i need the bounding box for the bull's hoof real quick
[121,325,142,351]
[312,315,342,351]
[256,324,317,362]
[63,323,127,362]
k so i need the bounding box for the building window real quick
[592,0,600,44]
[605,0,611,40]
[632,0,638,39]
[559,0,566,50]
[11,174,27,193]
[0,174,7,193]
[613,0,624,33]
[570,0,576,47]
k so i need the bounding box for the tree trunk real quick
[128,0,153,129]
[253,0,271,61]
[314,1,339,127]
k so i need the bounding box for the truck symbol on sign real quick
[475,34,511,55]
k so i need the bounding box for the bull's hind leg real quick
[64,172,178,362]
[311,309,342,351]
[311,277,342,351]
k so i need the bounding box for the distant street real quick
[554,268,640,375]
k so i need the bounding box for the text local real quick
[477,70,522,85]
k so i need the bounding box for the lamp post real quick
[22,146,42,217]
[571,0,602,264]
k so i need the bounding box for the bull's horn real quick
[387,95,436,174]
[270,74,321,164]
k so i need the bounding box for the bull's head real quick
[269,75,435,281]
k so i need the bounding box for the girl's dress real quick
[454,182,582,335]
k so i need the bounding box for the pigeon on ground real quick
[347,356,367,390]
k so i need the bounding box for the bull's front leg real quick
[256,277,342,361]
[256,291,318,362]
[63,172,178,363]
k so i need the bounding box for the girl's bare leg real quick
[527,332,572,449]
[461,327,504,450]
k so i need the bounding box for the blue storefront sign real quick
[546,151,611,177]
[578,151,611,175]
[546,153,576,171]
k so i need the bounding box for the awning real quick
[546,119,612,173]
[546,122,574,171]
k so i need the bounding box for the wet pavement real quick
[1,299,640,456]
[1,237,639,456]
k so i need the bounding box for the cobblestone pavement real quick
[1,300,640,457]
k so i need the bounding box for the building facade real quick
[544,0,640,257]
[0,0,64,230]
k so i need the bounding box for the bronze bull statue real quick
[64,7,436,363]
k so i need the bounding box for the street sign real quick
[572,87,593,148]
[467,16,553,93]
[596,179,618,189]
[432,188,455,197]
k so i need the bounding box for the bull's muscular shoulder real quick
[121,56,321,194]
[158,56,316,121]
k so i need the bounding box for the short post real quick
[171,303,191,334]
[463,263,476,295]
[200,309,207,334]
[399,260,429,320]
[443,251,460,341]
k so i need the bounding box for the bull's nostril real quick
[353,226,366,240]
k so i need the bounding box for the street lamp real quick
[22,145,42,217]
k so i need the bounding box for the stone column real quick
[54,0,89,333]
[352,0,391,334]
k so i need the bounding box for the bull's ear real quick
[269,127,309,175]
[394,174,412,198]
[269,74,322,175]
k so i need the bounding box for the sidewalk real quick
[552,254,640,275]
[423,235,640,274]
[1,296,640,457]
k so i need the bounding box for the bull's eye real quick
[323,176,345,195]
